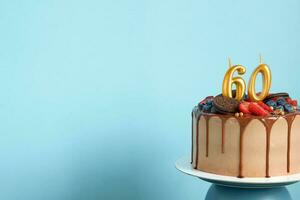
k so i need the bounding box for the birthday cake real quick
[191,59,300,178]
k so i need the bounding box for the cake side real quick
[191,110,300,178]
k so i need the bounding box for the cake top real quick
[197,58,299,117]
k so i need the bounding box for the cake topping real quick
[263,96,298,115]
[213,94,239,114]
[248,102,269,117]
[264,92,289,101]
[195,58,299,117]
[197,93,299,116]
[257,101,274,112]
[238,101,251,114]
[286,97,298,107]
[198,96,214,112]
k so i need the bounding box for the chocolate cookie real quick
[213,94,240,114]
[264,92,289,102]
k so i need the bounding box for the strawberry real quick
[248,102,269,116]
[239,101,251,114]
[285,97,298,106]
[257,101,273,112]
[286,97,292,104]
[291,100,298,107]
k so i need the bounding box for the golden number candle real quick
[222,65,246,101]
[248,63,272,102]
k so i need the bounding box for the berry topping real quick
[198,96,215,113]
[286,97,292,104]
[196,93,298,116]
[203,104,212,112]
[265,100,277,108]
[284,104,294,113]
[275,105,284,111]
[257,101,273,112]
[286,97,298,107]
[198,103,204,110]
[248,102,269,116]
[277,97,287,106]
[239,101,251,114]
[291,100,298,107]
[199,96,214,105]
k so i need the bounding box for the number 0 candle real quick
[248,63,272,102]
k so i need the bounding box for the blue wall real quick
[1,0,300,199]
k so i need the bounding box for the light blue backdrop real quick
[1,0,300,199]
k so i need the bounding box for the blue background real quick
[1,0,300,199]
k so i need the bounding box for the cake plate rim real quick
[175,156,300,188]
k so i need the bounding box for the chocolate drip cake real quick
[191,60,300,178]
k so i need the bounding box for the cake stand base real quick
[176,156,300,200]
[205,184,291,200]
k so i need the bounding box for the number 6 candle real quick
[222,59,246,101]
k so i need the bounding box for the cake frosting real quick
[191,59,300,178]
[191,108,300,178]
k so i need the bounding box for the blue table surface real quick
[205,184,292,200]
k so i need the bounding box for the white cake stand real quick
[176,156,300,200]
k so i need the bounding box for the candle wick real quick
[259,54,263,64]
[228,57,232,68]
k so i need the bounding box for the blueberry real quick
[206,99,213,105]
[198,103,204,110]
[266,100,277,108]
[277,97,287,106]
[284,104,294,113]
[203,104,212,112]
[276,105,284,111]
[243,93,248,100]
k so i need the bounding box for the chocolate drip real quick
[221,118,228,153]
[204,115,212,157]
[191,112,194,164]
[237,118,252,178]
[259,118,278,178]
[284,115,296,173]
[195,114,201,168]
